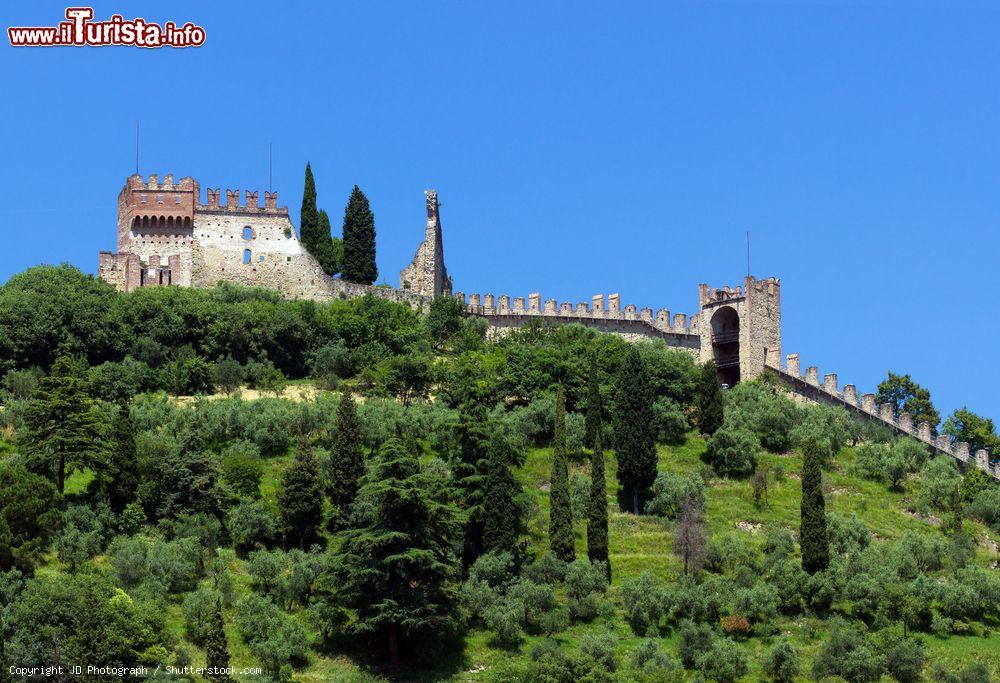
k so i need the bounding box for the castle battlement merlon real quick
[767,352,998,480]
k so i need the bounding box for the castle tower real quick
[698,276,781,387]
[400,190,452,298]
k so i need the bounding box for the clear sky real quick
[2,1,999,424]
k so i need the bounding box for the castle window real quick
[141,195,146,204]
[243,249,252,264]
[174,195,180,204]
[242,226,254,240]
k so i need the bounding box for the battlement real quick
[699,276,780,306]
[766,353,999,480]
[453,290,700,336]
[200,186,288,215]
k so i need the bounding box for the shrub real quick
[565,558,609,622]
[724,381,798,452]
[652,397,689,444]
[181,585,220,645]
[812,618,886,683]
[676,619,715,668]
[645,470,706,519]
[631,639,682,681]
[580,630,617,672]
[762,638,800,682]
[227,499,277,552]
[696,637,748,683]
[621,572,668,636]
[702,424,759,478]
[311,341,352,387]
[920,456,962,511]
[220,440,263,498]
[720,614,751,638]
[524,553,567,585]
[851,442,889,482]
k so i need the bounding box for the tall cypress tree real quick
[483,437,522,558]
[277,440,324,549]
[341,185,377,285]
[300,163,321,257]
[587,432,610,581]
[799,437,830,574]
[331,437,462,665]
[585,352,602,449]
[204,599,234,683]
[22,355,106,494]
[696,361,725,437]
[326,392,364,528]
[319,208,344,276]
[103,403,139,514]
[613,348,657,514]
[549,386,575,562]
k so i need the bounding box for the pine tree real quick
[585,352,602,449]
[549,386,575,562]
[696,361,725,437]
[613,349,657,514]
[451,404,492,568]
[277,440,324,549]
[326,392,364,528]
[341,185,377,285]
[587,433,610,581]
[103,403,139,513]
[204,599,234,683]
[482,437,522,558]
[799,436,830,574]
[331,437,462,665]
[22,355,106,494]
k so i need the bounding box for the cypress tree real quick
[326,392,364,528]
[319,208,344,276]
[22,355,106,494]
[549,386,575,562]
[103,403,139,514]
[613,348,657,514]
[799,436,830,574]
[277,440,324,549]
[696,361,725,437]
[587,433,610,581]
[331,437,462,665]
[341,185,377,285]
[204,600,234,683]
[300,163,321,258]
[585,352,602,449]
[483,437,522,558]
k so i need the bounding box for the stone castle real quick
[98,172,998,480]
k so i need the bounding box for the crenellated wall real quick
[764,353,999,480]
[452,290,702,354]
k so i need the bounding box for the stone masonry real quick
[98,171,996,478]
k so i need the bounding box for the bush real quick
[234,594,309,680]
[920,457,962,511]
[720,614,751,638]
[181,585,220,645]
[966,487,1000,533]
[876,631,926,683]
[311,340,352,387]
[228,499,277,552]
[621,572,668,636]
[220,440,263,498]
[645,470,706,519]
[652,397,689,444]
[702,424,759,478]
[762,638,800,682]
[630,639,682,681]
[524,553,567,585]
[696,637,748,683]
[851,442,889,482]
[676,619,716,668]
[812,618,886,683]
[724,381,798,452]
[580,630,617,672]
[564,558,609,622]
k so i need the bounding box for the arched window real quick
[243,249,252,264]
[242,226,254,240]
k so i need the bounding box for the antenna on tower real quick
[135,120,140,174]
[746,230,751,277]
[268,142,272,193]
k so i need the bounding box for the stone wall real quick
[454,290,701,356]
[765,354,999,481]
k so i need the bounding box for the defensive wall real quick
[765,353,1000,481]
[452,290,702,355]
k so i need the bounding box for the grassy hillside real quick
[117,415,993,682]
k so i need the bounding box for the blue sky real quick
[2,1,999,423]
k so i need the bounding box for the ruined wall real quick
[400,190,452,297]
[453,290,701,356]
[765,353,999,481]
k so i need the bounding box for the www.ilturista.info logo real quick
[8,7,205,48]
